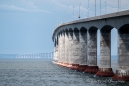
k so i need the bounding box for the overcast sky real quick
[0,0,129,55]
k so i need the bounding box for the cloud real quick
[0,5,27,11]
[0,4,51,13]
[52,0,88,12]
[52,0,68,10]
[52,0,129,16]
[24,1,39,10]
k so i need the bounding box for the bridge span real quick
[52,10,129,81]
[16,52,53,59]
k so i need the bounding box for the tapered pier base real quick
[112,70,129,81]
[77,65,87,71]
[96,68,114,77]
[85,66,98,74]
[70,64,79,70]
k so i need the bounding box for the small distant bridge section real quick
[16,52,54,59]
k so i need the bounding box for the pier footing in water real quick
[112,70,129,81]
[70,64,79,70]
[77,65,87,71]
[96,68,114,77]
[85,66,98,74]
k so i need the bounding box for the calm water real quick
[0,55,129,86]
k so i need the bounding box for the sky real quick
[0,0,129,55]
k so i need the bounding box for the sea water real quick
[0,54,128,86]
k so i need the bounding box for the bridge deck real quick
[52,10,129,39]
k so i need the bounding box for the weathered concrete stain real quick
[53,37,58,61]
[79,30,87,65]
[65,30,69,64]
[100,31,111,68]
[96,30,114,77]
[58,34,61,62]
[88,30,97,66]
[113,29,129,81]
[118,32,129,75]
[68,30,73,64]
[72,30,80,64]
[62,32,65,63]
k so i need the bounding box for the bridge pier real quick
[61,31,66,67]
[70,28,80,70]
[57,33,62,66]
[64,30,69,67]
[96,29,114,77]
[53,38,57,61]
[67,29,74,68]
[56,37,59,64]
[53,39,56,61]
[77,28,87,71]
[85,28,98,74]
[113,25,129,81]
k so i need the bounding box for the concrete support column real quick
[69,29,80,70]
[64,30,69,67]
[59,32,64,66]
[70,28,87,71]
[96,30,114,77]
[73,29,80,63]
[56,36,59,63]
[113,29,129,81]
[78,28,87,71]
[55,35,60,65]
[68,29,74,64]
[53,39,56,61]
[61,31,65,67]
[57,33,61,65]
[53,38,57,61]
[85,29,98,74]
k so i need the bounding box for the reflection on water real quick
[0,58,128,86]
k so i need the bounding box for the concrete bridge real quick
[52,10,129,81]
